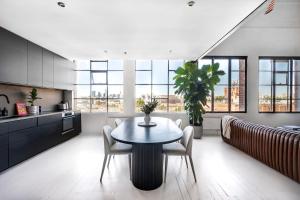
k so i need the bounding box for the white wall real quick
[80,0,300,135]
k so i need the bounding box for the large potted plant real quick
[173,61,225,139]
[27,88,42,114]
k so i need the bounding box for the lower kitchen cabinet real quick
[0,134,9,172]
[73,113,81,134]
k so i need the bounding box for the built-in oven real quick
[62,111,75,134]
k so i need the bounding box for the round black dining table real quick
[111,117,183,190]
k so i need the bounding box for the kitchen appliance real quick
[62,111,75,134]
[57,101,69,111]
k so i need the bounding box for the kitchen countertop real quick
[0,111,80,123]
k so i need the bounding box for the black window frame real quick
[259,56,300,113]
[202,56,247,113]
[135,60,185,112]
[74,60,124,113]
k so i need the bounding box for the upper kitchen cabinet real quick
[28,42,43,87]
[42,49,54,88]
[54,54,75,90]
[0,28,28,84]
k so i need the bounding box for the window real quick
[75,60,124,112]
[259,57,300,113]
[198,56,247,112]
[135,60,184,112]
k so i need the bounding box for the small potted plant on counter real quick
[27,88,42,114]
[140,98,158,124]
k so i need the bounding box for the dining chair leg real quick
[100,154,108,182]
[164,154,168,183]
[107,155,112,169]
[184,155,189,168]
[188,155,197,182]
[128,154,132,180]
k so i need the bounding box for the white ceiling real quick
[0,0,265,60]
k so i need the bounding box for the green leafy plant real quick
[140,98,159,114]
[174,61,225,126]
[27,88,42,106]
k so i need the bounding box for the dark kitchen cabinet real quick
[0,123,9,172]
[73,113,81,134]
[42,49,54,88]
[28,42,43,86]
[9,127,39,166]
[0,28,28,84]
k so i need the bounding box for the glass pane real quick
[231,71,245,85]
[91,85,107,98]
[91,99,107,112]
[76,60,90,70]
[91,72,106,84]
[168,86,184,112]
[275,73,288,85]
[259,71,272,85]
[259,86,272,100]
[108,71,123,84]
[198,59,212,68]
[214,59,228,84]
[136,85,151,100]
[169,71,176,84]
[259,99,272,112]
[292,86,300,99]
[76,71,90,84]
[293,60,300,71]
[155,99,168,112]
[136,60,151,70]
[275,86,289,99]
[152,60,168,84]
[108,60,123,70]
[259,59,272,71]
[108,85,123,98]
[75,85,90,98]
[205,91,212,112]
[108,99,123,112]
[231,59,246,71]
[275,99,289,112]
[169,60,184,70]
[231,86,245,111]
[74,99,90,112]
[292,99,300,112]
[292,72,300,85]
[214,85,229,112]
[152,85,168,98]
[91,61,107,70]
[275,60,289,71]
[136,71,151,84]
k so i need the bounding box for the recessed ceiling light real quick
[124,51,127,55]
[104,50,108,53]
[169,50,172,53]
[57,2,65,8]
[187,1,195,7]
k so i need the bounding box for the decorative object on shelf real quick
[26,88,42,114]
[139,98,158,125]
[16,102,28,116]
[173,61,225,139]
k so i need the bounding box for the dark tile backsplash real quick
[0,84,63,115]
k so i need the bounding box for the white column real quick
[123,60,136,116]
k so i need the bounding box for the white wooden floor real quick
[0,134,299,200]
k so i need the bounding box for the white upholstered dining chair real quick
[175,119,182,130]
[114,118,122,128]
[163,126,197,182]
[100,125,132,182]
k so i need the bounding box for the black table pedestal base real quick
[132,144,163,190]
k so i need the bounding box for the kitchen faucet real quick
[0,94,10,116]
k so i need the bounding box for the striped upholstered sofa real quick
[221,118,300,183]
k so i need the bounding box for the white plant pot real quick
[144,114,151,124]
[193,125,203,139]
[26,106,39,114]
